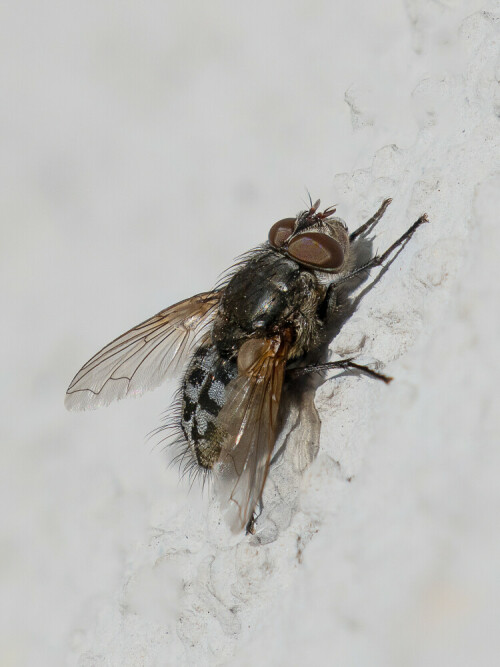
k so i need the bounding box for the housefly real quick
[65,198,428,532]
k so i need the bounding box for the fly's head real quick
[268,199,351,284]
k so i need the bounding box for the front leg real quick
[338,213,429,287]
[318,282,338,324]
[349,197,393,242]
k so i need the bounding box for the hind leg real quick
[288,358,392,384]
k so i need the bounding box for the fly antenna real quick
[305,188,313,208]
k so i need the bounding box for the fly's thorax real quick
[181,344,237,469]
[286,270,327,359]
[212,248,326,354]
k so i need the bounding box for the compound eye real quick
[268,218,296,248]
[287,232,344,270]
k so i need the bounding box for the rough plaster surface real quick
[2,1,499,666]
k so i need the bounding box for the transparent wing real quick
[65,291,220,411]
[215,334,290,532]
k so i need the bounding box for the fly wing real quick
[65,291,220,410]
[215,334,290,532]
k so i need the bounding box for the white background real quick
[1,1,499,665]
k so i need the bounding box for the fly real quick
[65,198,428,532]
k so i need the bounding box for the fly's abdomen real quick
[181,344,237,469]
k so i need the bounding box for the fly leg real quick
[349,198,393,242]
[245,498,264,535]
[288,358,392,384]
[337,213,429,287]
[245,515,257,535]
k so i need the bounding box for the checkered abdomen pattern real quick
[180,344,238,469]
